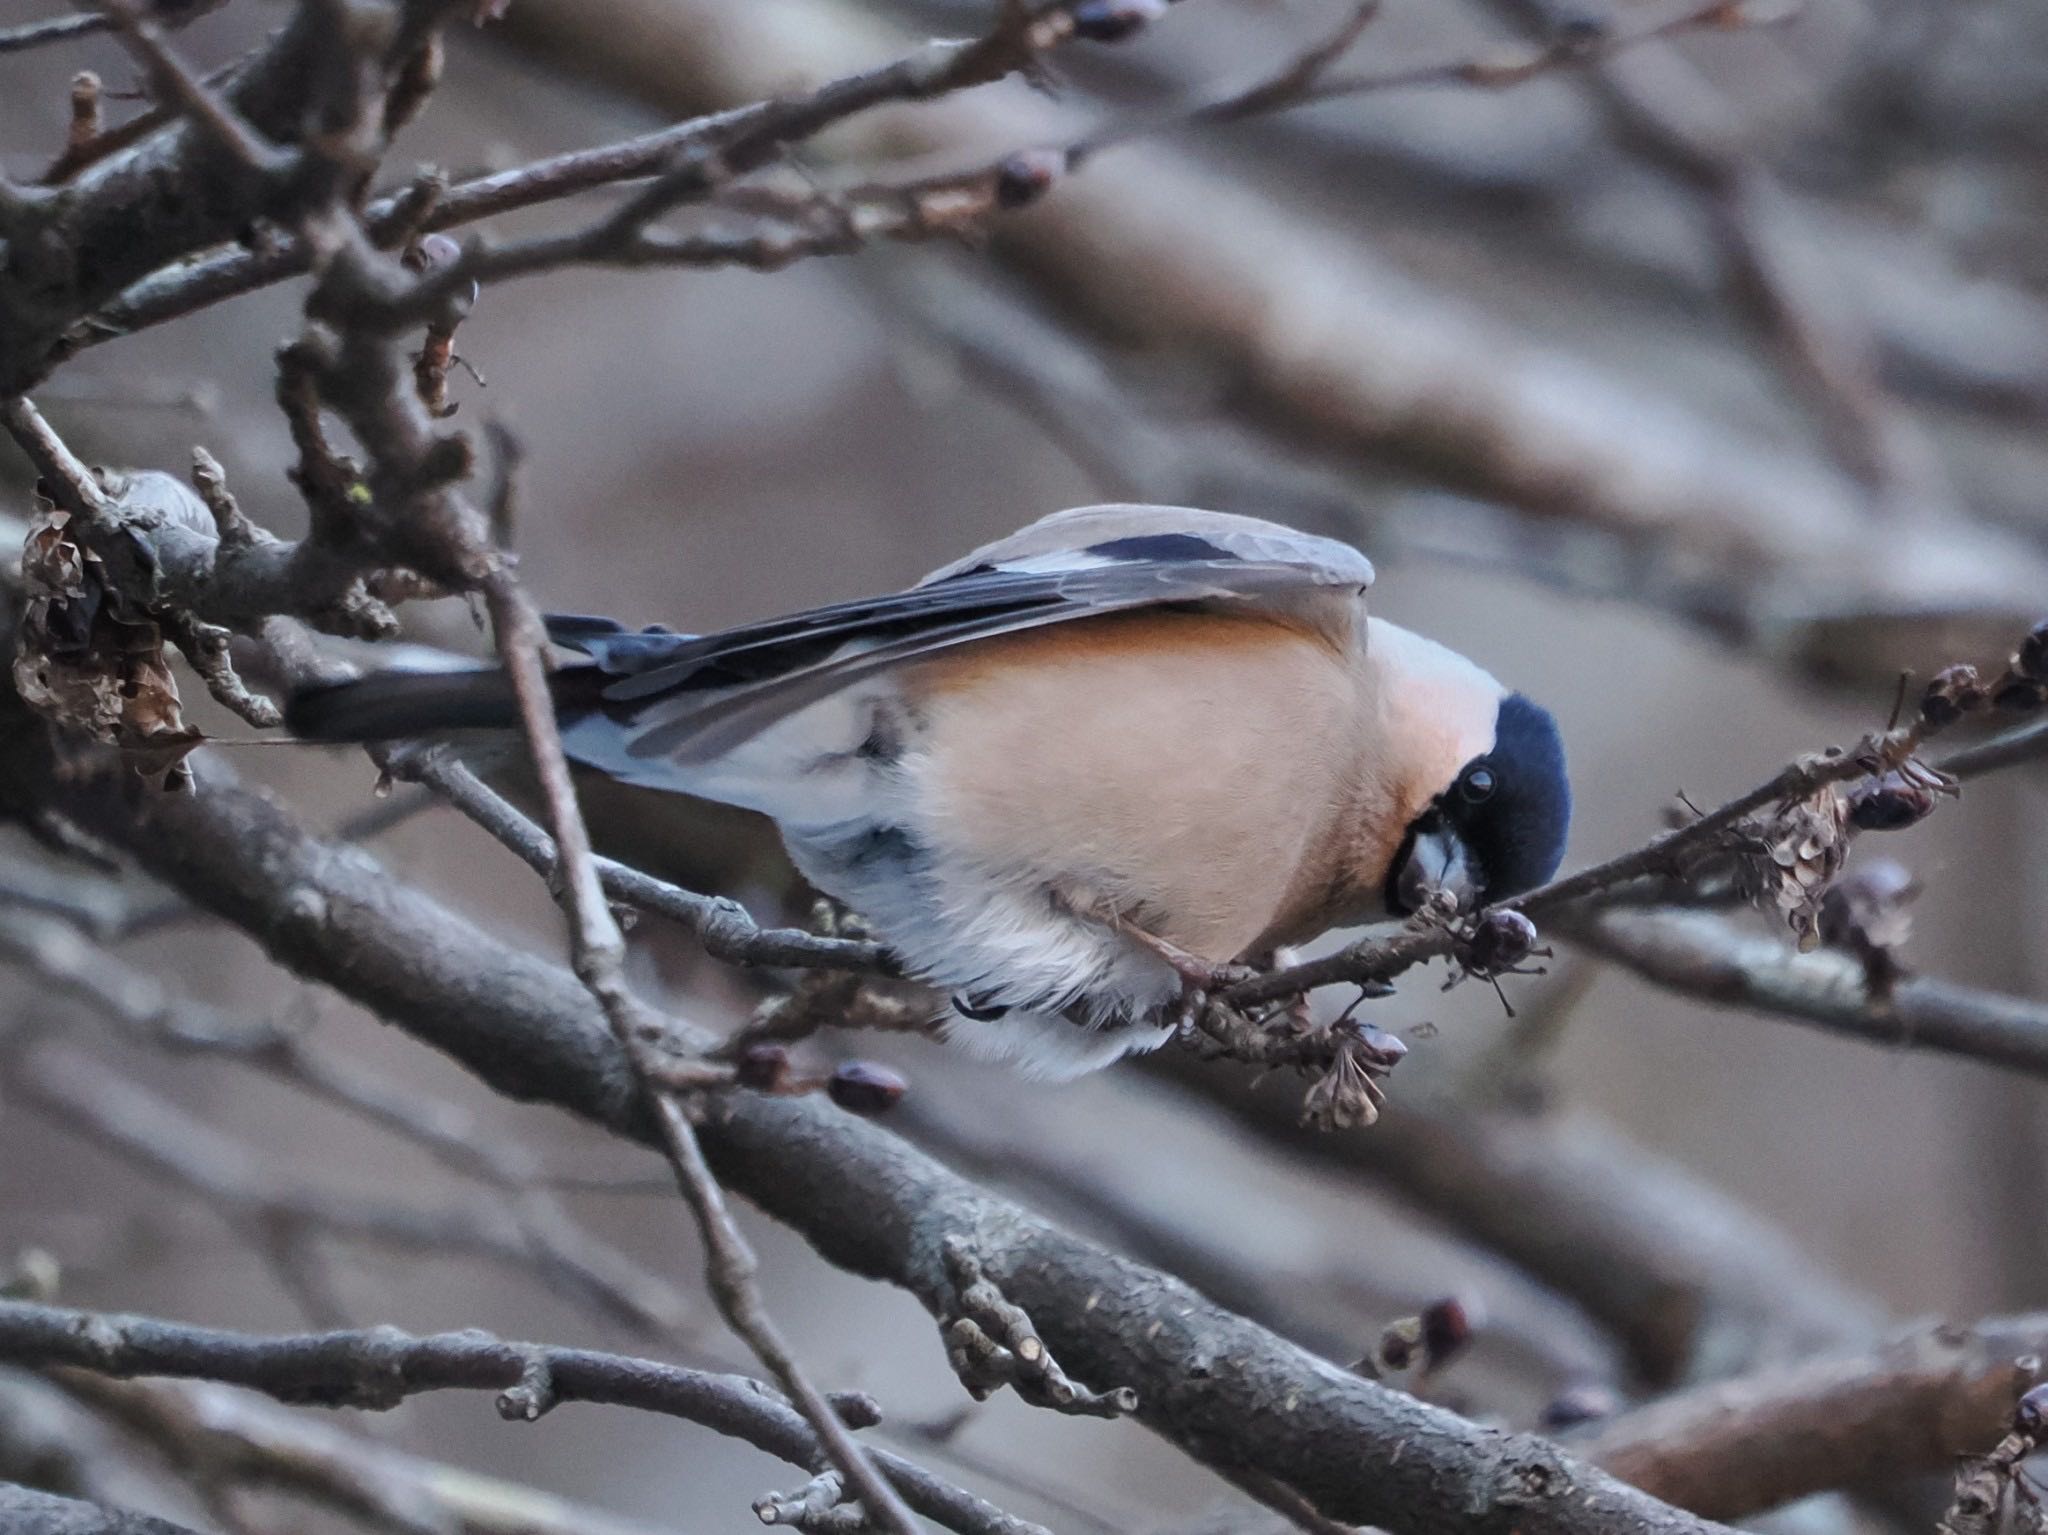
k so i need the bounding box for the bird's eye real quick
[1460,766,1496,803]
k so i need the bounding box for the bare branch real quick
[10,1047,685,1336]
[1579,1318,2048,1518]
[0,12,110,55]
[0,903,693,1336]
[75,0,1779,348]
[53,1371,677,1535]
[290,200,924,1531]
[1937,718,2048,780]
[1,396,109,515]
[534,0,2047,677]
[1483,0,1954,522]
[91,0,288,177]
[386,746,890,972]
[1560,906,2048,1081]
[0,2,429,396]
[76,0,1120,349]
[0,1303,1045,1535]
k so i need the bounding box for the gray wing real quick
[920,503,1376,587]
[559,505,1374,766]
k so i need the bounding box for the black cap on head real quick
[1439,692,1572,901]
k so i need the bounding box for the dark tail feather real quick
[285,668,524,741]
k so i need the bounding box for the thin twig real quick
[0,902,693,1335]
[1,395,110,513]
[386,745,890,973]
[477,569,925,1535]
[72,0,1783,347]
[54,1371,676,1535]
[1561,906,2048,1081]
[0,11,109,54]
[8,1046,686,1335]
[92,0,287,176]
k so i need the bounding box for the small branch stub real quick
[939,1236,1137,1418]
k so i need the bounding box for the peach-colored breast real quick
[902,609,1381,963]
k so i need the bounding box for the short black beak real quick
[1392,823,1479,915]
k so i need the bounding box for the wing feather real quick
[548,505,1374,767]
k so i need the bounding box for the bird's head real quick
[1384,691,1572,917]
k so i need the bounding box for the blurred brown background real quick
[3,0,2046,1529]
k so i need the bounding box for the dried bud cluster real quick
[12,488,204,788]
[1739,782,1851,951]
[1920,664,1989,729]
[1818,859,1918,998]
[1919,620,2048,728]
[1299,1020,1406,1131]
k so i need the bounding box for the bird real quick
[287,504,1571,1078]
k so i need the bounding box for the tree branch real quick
[1561,906,2048,1081]
[1148,1058,1883,1388]
[0,1303,1041,1535]
[50,1370,677,1535]
[501,0,2048,679]
[0,899,723,1342]
[8,1046,683,1335]
[2,740,1750,1535]
[1580,1319,2048,1518]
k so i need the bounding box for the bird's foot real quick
[1102,913,1256,994]
[937,1235,1138,1418]
[1056,889,1252,995]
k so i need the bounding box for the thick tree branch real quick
[1580,1319,2048,1518]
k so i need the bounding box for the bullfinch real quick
[288,505,1571,1078]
